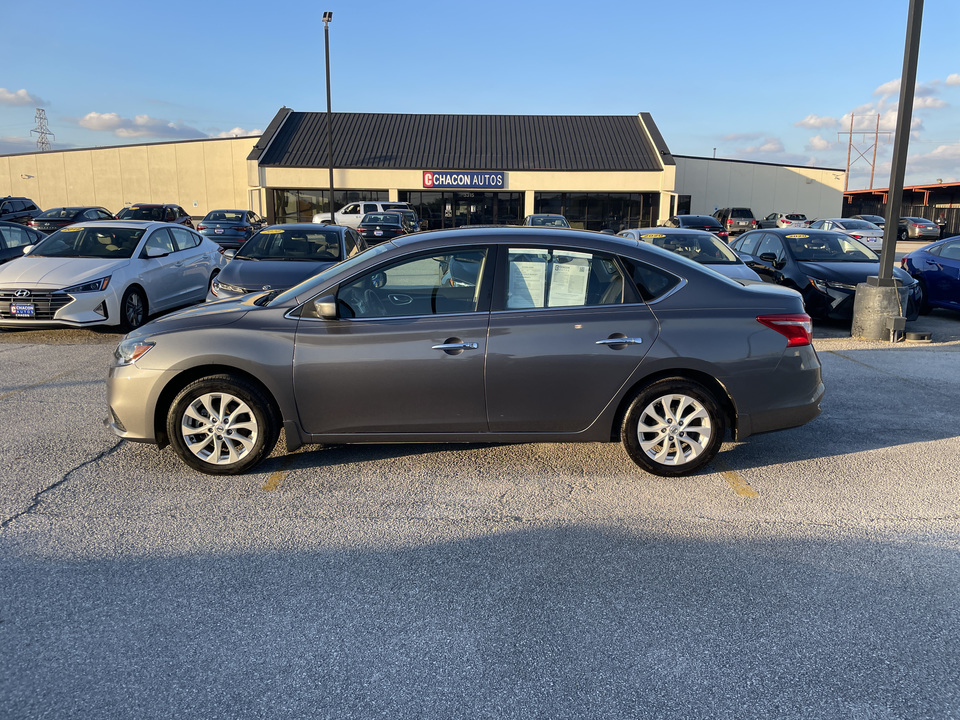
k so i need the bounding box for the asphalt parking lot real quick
[1,259,958,719]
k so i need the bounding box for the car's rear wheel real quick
[621,378,725,477]
[899,228,909,242]
[119,286,147,332]
[166,374,279,475]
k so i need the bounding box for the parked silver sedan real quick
[807,218,884,252]
[106,228,824,478]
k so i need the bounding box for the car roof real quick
[633,227,717,236]
[66,220,188,231]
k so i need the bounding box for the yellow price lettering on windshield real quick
[785,234,809,239]
[260,229,283,234]
[643,234,667,238]
[62,226,82,232]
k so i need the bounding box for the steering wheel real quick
[363,289,386,317]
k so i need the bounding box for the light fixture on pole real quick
[323,11,335,220]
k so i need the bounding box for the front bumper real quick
[105,363,177,444]
[0,287,118,327]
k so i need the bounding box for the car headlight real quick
[211,278,247,296]
[64,276,111,293]
[115,338,155,365]
[810,278,856,292]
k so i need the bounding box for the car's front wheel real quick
[166,374,280,475]
[621,378,725,477]
[119,286,147,331]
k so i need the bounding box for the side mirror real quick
[22,244,34,255]
[146,247,168,258]
[759,252,778,264]
[312,294,338,319]
[224,248,237,259]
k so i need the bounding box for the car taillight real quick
[237,225,251,232]
[197,224,207,230]
[850,234,862,239]
[757,314,813,347]
[726,219,733,226]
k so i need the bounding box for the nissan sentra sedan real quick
[106,227,824,478]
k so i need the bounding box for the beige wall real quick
[0,137,259,217]
[675,157,845,220]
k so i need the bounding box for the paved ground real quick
[0,269,958,720]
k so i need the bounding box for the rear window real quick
[731,208,754,219]
[785,214,807,221]
[620,257,682,302]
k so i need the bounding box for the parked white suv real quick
[313,201,413,228]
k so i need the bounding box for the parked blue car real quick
[901,236,960,314]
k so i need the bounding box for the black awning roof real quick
[253,110,671,172]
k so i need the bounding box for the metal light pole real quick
[323,11,335,220]
[851,0,924,340]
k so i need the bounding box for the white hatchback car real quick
[0,221,225,331]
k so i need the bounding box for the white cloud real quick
[740,136,784,154]
[807,135,832,152]
[77,111,205,140]
[913,96,947,109]
[795,114,838,129]
[874,79,900,96]
[215,127,263,138]
[947,74,960,86]
[0,88,46,107]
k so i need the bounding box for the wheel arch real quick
[609,368,737,442]
[153,364,282,448]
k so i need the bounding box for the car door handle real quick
[432,342,479,351]
[596,337,643,346]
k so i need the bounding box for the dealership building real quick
[0,108,846,230]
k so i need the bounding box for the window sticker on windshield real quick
[786,234,809,239]
[260,229,284,234]
[128,206,139,210]
[61,226,82,232]
[642,234,666,239]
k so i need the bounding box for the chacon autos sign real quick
[423,171,505,189]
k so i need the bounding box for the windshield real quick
[31,226,143,258]
[117,206,165,221]
[267,242,394,306]
[640,232,740,264]
[839,220,876,230]
[36,207,81,220]
[238,227,343,261]
[784,232,877,262]
[203,210,244,223]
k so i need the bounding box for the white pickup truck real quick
[313,201,413,228]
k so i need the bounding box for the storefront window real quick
[271,190,388,224]
[534,193,659,232]
[402,191,522,229]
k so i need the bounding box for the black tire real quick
[899,228,908,242]
[917,278,932,315]
[621,378,725,477]
[119,286,147,332]
[166,374,280,475]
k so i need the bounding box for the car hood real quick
[220,258,335,290]
[0,256,129,288]
[126,296,256,340]
[798,261,914,284]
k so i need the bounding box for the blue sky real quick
[2,0,958,190]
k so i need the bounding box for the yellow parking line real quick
[722,469,760,497]
[713,458,759,497]
[262,472,285,492]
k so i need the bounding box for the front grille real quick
[0,289,74,320]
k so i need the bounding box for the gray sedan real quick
[106,228,824,478]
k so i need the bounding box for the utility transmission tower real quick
[31,108,55,152]
[838,114,890,191]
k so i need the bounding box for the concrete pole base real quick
[851,282,906,341]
